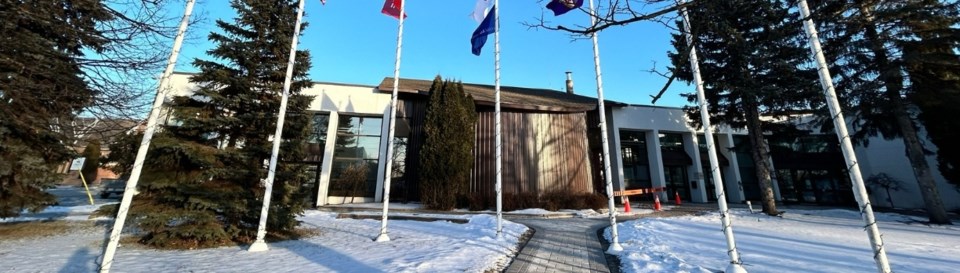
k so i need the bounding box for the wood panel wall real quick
[397,96,597,201]
[473,108,595,198]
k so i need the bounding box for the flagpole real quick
[99,0,196,271]
[249,0,307,252]
[493,0,503,238]
[586,0,623,254]
[797,1,890,272]
[676,1,746,272]
[376,0,406,243]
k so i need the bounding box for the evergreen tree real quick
[124,0,314,247]
[419,77,478,210]
[668,0,819,216]
[81,140,102,183]
[811,0,955,224]
[900,1,960,191]
[0,1,111,218]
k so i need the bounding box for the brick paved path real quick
[504,218,614,273]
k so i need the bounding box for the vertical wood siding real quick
[473,108,595,198]
[398,97,597,201]
[394,97,427,201]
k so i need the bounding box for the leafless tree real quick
[76,0,204,134]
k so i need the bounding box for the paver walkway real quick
[505,218,614,273]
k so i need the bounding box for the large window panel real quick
[329,115,382,198]
[304,114,329,162]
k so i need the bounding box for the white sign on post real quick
[70,158,86,171]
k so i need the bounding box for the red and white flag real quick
[381,0,407,19]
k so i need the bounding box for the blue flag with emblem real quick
[470,5,496,56]
[546,0,583,16]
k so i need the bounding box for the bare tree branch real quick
[524,0,696,35]
[79,0,205,123]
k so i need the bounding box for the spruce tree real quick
[125,0,314,247]
[0,1,111,218]
[901,1,960,191]
[419,77,478,210]
[811,0,955,224]
[668,0,819,216]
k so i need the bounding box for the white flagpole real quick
[797,1,891,272]
[249,0,307,252]
[586,0,622,254]
[376,0,406,243]
[98,0,196,271]
[493,0,503,238]
[676,1,747,272]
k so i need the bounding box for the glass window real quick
[359,118,383,136]
[309,114,330,144]
[304,114,329,162]
[620,130,646,144]
[620,130,651,191]
[329,115,383,198]
[659,133,684,152]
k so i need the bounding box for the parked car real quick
[99,179,126,198]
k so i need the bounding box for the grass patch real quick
[0,221,72,240]
[267,226,324,242]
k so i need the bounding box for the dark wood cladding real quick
[393,95,428,201]
[585,109,605,193]
[472,107,595,198]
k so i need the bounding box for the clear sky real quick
[172,0,692,107]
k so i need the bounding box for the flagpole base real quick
[375,233,391,242]
[247,240,269,252]
[725,263,748,273]
[606,242,623,254]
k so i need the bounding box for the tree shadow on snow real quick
[59,247,96,273]
[277,241,385,273]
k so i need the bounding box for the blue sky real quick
[173,0,692,107]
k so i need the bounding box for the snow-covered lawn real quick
[608,209,960,273]
[1,210,528,273]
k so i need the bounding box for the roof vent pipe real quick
[565,71,574,94]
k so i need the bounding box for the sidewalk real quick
[505,218,614,273]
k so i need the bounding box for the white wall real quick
[855,136,960,210]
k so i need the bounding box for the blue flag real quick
[470,5,496,56]
[546,0,583,16]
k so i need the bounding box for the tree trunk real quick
[859,2,952,224]
[745,99,779,216]
[885,187,894,209]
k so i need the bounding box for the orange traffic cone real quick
[674,191,682,205]
[623,197,632,213]
[653,194,662,211]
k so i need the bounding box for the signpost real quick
[71,158,95,205]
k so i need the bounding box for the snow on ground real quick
[607,209,960,273]
[1,210,528,273]
[0,203,115,223]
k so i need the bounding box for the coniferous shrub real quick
[419,77,477,210]
[80,141,101,183]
